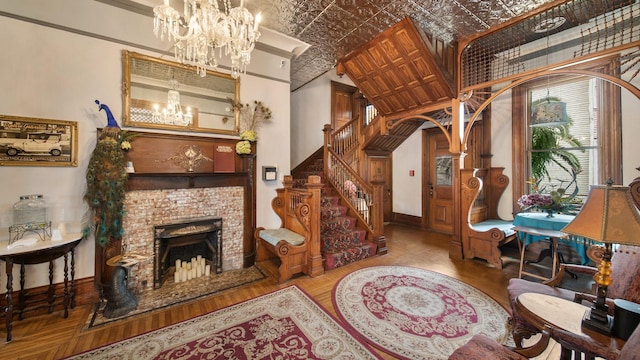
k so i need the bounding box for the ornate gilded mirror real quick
[122,50,239,135]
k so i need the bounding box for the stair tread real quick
[293,154,378,271]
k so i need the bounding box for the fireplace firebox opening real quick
[153,216,222,289]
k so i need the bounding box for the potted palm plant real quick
[530,97,583,181]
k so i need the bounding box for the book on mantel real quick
[213,144,235,173]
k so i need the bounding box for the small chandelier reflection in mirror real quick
[152,79,193,126]
[153,0,262,79]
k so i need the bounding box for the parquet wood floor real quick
[0,224,563,359]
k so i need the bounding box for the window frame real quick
[511,57,621,214]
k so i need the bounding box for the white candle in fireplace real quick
[174,270,180,283]
[176,259,181,269]
[205,264,211,276]
[197,255,202,262]
[196,265,202,277]
[181,268,187,282]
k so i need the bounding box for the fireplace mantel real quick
[122,132,256,192]
[127,172,249,191]
[95,131,257,290]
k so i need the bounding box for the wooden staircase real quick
[293,156,379,270]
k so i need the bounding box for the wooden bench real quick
[460,167,517,269]
[255,175,324,283]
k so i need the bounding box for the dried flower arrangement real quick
[227,99,272,154]
[228,99,272,141]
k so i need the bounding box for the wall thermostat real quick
[262,166,277,181]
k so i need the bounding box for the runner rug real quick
[332,266,511,360]
[69,285,382,360]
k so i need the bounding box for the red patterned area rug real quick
[332,266,511,360]
[68,285,382,360]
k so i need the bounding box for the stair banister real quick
[330,116,361,157]
[323,125,386,254]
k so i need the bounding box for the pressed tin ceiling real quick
[110,0,560,91]
[248,0,558,91]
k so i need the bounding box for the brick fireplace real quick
[121,187,245,293]
[94,132,257,294]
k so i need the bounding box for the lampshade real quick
[531,100,569,127]
[562,184,640,245]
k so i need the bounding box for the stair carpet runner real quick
[294,159,377,270]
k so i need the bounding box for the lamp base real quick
[582,308,613,336]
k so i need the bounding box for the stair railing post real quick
[304,175,325,277]
[370,176,387,255]
[323,124,333,179]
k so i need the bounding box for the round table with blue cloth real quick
[513,212,598,265]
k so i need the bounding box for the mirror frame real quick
[122,50,240,135]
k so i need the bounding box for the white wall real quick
[0,0,293,289]
[392,127,424,216]
[291,71,354,166]
[489,89,515,220]
[621,77,640,185]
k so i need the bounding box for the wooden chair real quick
[448,330,550,360]
[460,168,518,269]
[507,178,640,346]
[508,244,640,346]
[545,320,640,360]
[255,175,324,283]
[450,324,640,360]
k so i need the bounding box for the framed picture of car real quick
[0,115,78,167]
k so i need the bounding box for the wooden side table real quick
[516,292,625,359]
[0,234,83,342]
[513,225,568,281]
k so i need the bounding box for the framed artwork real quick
[0,115,78,167]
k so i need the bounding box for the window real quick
[364,103,378,126]
[512,58,621,211]
[527,77,599,200]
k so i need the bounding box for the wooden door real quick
[424,129,453,233]
[331,81,357,131]
[368,156,392,222]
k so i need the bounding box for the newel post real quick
[305,175,325,277]
[323,124,332,177]
[370,176,387,255]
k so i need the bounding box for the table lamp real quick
[561,181,640,335]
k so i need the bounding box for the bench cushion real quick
[471,219,516,237]
[259,228,305,247]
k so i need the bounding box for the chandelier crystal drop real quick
[153,0,261,78]
[152,79,193,126]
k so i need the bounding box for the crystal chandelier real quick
[153,0,262,78]
[152,79,194,126]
